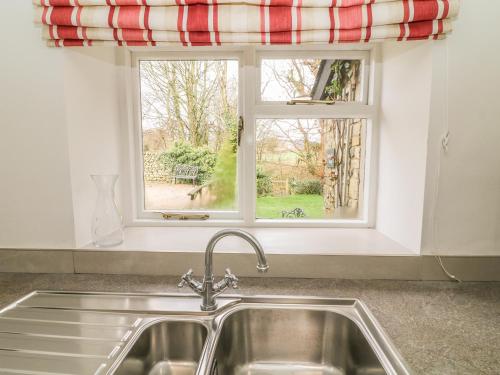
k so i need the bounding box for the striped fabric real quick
[33,0,460,47]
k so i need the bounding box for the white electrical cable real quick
[431,46,461,283]
[432,132,461,283]
[435,255,461,283]
[432,146,461,283]
[441,130,450,152]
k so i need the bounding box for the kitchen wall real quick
[421,0,500,255]
[0,2,75,248]
[64,49,122,247]
[0,2,121,248]
[0,1,498,255]
[376,41,433,251]
[373,0,500,255]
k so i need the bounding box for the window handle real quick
[287,99,336,105]
[161,213,210,221]
[237,116,244,146]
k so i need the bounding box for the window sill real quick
[81,226,418,256]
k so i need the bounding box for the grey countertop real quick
[0,273,498,375]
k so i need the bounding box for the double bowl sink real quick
[0,292,410,375]
[111,297,409,375]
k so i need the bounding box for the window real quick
[260,59,365,103]
[139,59,239,214]
[256,118,367,220]
[130,48,376,226]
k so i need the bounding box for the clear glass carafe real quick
[91,174,124,247]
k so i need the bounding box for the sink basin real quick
[0,292,410,375]
[211,307,386,375]
[114,320,208,375]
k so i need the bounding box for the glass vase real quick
[91,174,124,247]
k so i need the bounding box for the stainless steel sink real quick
[0,292,411,375]
[114,320,208,375]
[211,307,385,375]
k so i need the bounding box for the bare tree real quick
[261,59,322,176]
[266,119,321,176]
[140,60,237,150]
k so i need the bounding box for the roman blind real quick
[34,0,460,47]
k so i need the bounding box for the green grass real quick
[256,194,324,219]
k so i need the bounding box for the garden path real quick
[145,182,214,210]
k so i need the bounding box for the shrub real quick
[293,179,322,195]
[158,142,217,184]
[210,138,237,208]
[256,168,273,197]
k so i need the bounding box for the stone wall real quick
[322,121,338,216]
[347,120,362,208]
[143,152,170,182]
[322,119,363,215]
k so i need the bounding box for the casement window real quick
[129,47,378,227]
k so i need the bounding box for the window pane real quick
[256,119,366,220]
[139,60,239,211]
[261,59,363,102]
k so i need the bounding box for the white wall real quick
[0,3,122,249]
[376,42,433,251]
[422,0,500,255]
[64,49,122,247]
[0,2,75,248]
[376,0,500,255]
[0,0,498,255]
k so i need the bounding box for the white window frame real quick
[123,45,380,228]
[129,50,245,222]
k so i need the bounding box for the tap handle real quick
[224,268,239,289]
[178,269,193,288]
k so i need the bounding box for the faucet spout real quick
[204,229,269,279]
[179,229,269,311]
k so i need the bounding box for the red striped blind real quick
[33,0,459,47]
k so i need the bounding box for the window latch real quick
[237,116,244,146]
[161,213,210,221]
[287,99,336,105]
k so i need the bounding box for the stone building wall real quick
[322,120,338,216]
[347,120,362,208]
[143,152,170,182]
[322,119,363,215]
[322,61,363,216]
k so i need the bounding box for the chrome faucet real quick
[178,229,269,311]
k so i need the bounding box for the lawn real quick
[256,194,324,219]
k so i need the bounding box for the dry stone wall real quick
[143,152,170,182]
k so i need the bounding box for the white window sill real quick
[81,227,418,256]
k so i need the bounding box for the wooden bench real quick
[172,164,199,186]
[188,182,211,200]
